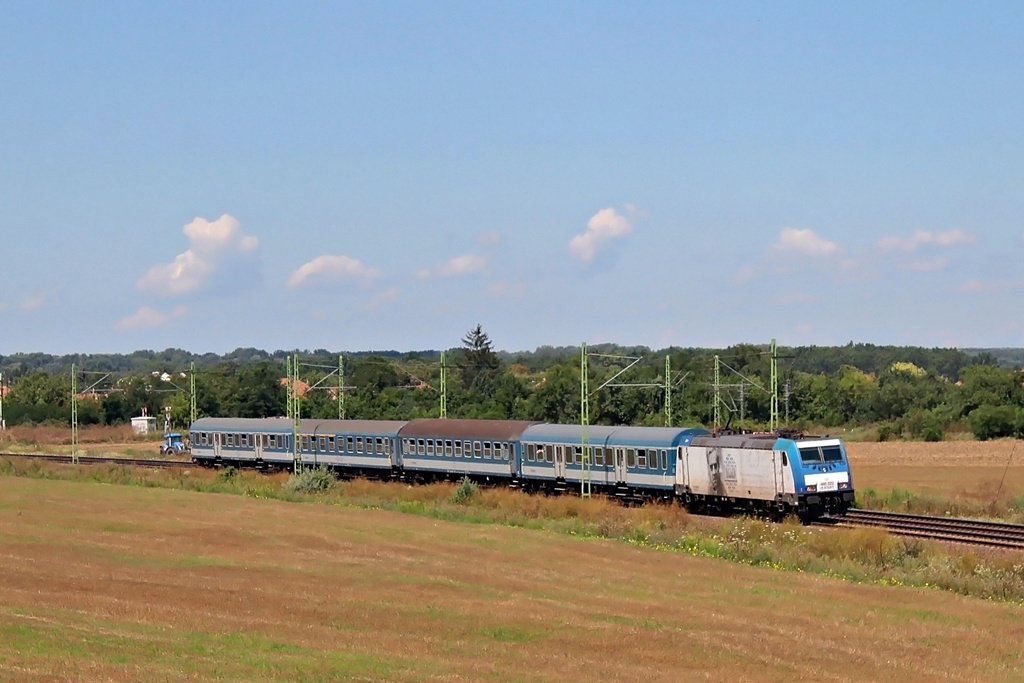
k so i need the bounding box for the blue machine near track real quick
[189,416,855,517]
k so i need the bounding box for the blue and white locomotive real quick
[189,416,854,517]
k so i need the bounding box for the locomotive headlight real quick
[839,482,849,490]
[806,484,817,492]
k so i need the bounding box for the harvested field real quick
[0,424,165,458]
[847,440,1024,503]
[1,478,1023,681]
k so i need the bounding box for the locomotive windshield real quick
[798,444,845,464]
[822,445,844,462]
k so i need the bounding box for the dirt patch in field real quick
[0,478,1022,681]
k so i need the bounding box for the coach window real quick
[483,442,492,458]
[596,447,605,466]
[500,443,508,460]
[471,442,480,458]
[344,437,352,452]
[543,445,552,463]
[661,450,668,470]
[426,439,435,456]
[413,439,422,455]
[444,440,453,456]
[454,441,463,457]
[637,449,647,468]
[627,448,636,468]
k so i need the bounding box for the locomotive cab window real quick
[822,446,844,462]
[799,447,822,464]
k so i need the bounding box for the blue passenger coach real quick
[519,424,709,497]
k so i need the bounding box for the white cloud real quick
[416,253,490,279]
[486,281,525,297]
[569,207,634,262]
[957,279,1024,294]
[878,229,974,252]
[772,292,818,305]
[137,214,259,296]
[364,286,401,310]
[116,305,187,331]
[0,295,46,312]
[287,254,381,289]
[774,227,841,256]
[900,257,949,272]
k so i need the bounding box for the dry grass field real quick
[1,477,1023,681]
[846,439,1024,505]
[0,424,165,458]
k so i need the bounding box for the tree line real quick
[2,333,1023,441]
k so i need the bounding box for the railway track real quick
[0,452,189,469]
[822,509,1024,550]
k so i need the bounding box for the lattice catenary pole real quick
[713,355,721,431]
[440,351,447,419]
[664,355,672,427]
[580,342,591,498]
[770,338,778,432]
[189,361,197,426]
[71,364,79,464]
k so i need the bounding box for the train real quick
[188,417,855,518]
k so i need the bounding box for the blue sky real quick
[2,2,1023,354]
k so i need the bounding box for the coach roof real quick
[523,423,708,446]
[400,419,539,440]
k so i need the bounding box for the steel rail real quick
[821,508,1024,550]
[0,452,189,469]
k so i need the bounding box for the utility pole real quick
[0,372,5,430]
[784,378,791,424]
[338,355,344,420]
[739,379,746,422]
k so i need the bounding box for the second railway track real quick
[822,508,1024,550]
[0,452,190,469]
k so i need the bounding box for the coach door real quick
[614,447,627,482]
[213,432,222,459]
[553,445,567,479]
